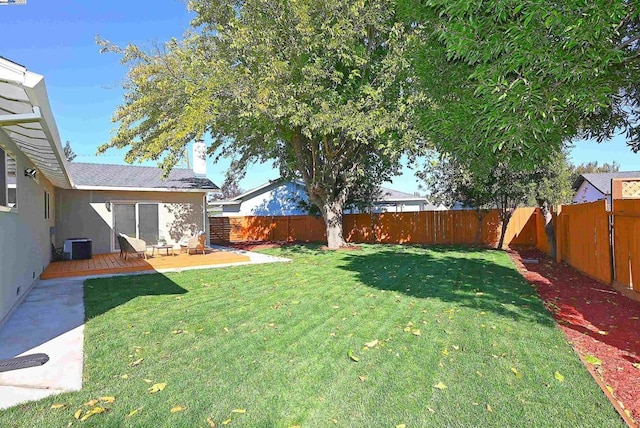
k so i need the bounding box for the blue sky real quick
[2,0,639,195]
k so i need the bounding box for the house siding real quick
[573,181,609,207]
[55,189,206,254]
[219,181,310,217]
[0,137,55,328]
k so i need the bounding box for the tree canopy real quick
[403,0,640,172]
[98,0,423,248]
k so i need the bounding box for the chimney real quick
[193,140,207,175]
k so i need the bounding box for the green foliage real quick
[98,0,424,247]
[403,0,640,170]
[569,160,621,186]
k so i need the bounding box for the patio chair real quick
[118,233,148,260]
[180,231,206,255]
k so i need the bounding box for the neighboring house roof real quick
[68,162,219,192]
[214,180,440,209]
[214,179,304,205]
[0,56,72,189]
[573,172,640,195]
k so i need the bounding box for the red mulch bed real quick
[510,248,640,425]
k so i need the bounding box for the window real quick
[44,191,50,219]
[1,148,18,209]
[6,152,17,208]
[0,147,5,206]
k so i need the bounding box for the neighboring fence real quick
[554,200,612,284]
[211,199,640,295]
[612,199,640,292]
[210,207,538,248]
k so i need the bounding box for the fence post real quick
[555,205,563,263]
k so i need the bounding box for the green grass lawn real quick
[3,245,622,427]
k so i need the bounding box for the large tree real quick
[98,0,421,248]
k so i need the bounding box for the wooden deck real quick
[41,249,251,279]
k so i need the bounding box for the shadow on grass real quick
[338,245,555,326]
[84,273,187,321]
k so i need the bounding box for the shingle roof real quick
[68,162,219,191]
[576,172,640,195]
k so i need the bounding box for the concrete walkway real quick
[0,248,289,409]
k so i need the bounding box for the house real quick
[215,180,310,216]
[213,179,444,216]
[573,172,640,207]
[0,57,217,328]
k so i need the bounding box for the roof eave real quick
[74,185,211,193]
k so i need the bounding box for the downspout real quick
[203,193,209,247]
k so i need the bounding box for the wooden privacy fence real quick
[553,200,612,284]
[210,207,538,248]
[612,199,640,293]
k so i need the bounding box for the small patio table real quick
[151,244,174,257]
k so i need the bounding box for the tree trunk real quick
[497,214,511,250]
[323,199,347,249]
[474,209,488,245]
[537,199,556,258]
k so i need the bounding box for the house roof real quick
[0,57,72,189]
[68,162,219,192]
[215,180,440,209]
[574,172,640,195]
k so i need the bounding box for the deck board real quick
[41,249,250,280]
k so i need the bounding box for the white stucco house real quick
[573,172,640,208]
[213,179,445,216]
[0,57,218,328]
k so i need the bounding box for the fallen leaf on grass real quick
[80,406,106,422]
[232,409,246,414]
[127,407,142,417]
[348,349,360,362]
[171,405,187,413]
[50,403,67,409]
[427,407,435,413]
[206,417,216,427]
[222,419,232,425]
[584,355,602,365]
[129,358,144,367]
[411,329,421,336]
[364,339,379,348]
[358,375,367,382]
[143,379,153,383]
[396,424,406,428]
[171,329,184,335]
[433,382,447,390]
[511,367,522,378]
[632,363,640,370]
[74,409,82,419]
[84,399,99,407]
[99,396,115,403]
[554,371,565,382]
[486,404,493,412]
[148,382,167,394]
[120,374,129,379]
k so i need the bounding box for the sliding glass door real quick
[112,202,160,250]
